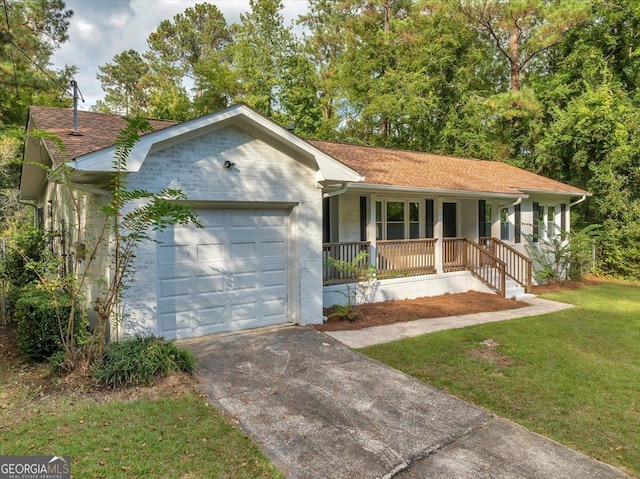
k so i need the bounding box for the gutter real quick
[346,182,527,200]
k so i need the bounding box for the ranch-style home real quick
[19,104,590,340]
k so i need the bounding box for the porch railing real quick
[443,238,467,272]
[322,241,370,284]
[323,237,521,297]
[465,238,506,297]
[480,237,532,291]
[376,238,437,278]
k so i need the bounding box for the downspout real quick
[500,196,523,209]
[569,195,586,207]
[323,182,348,198]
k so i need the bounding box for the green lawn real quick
[361,280,640,477]
[0,388,284,478]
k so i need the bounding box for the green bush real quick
[93,335,197,388]
[14,286,84,361]
[0,228,48,287]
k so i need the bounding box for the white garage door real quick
[156,208,290,339]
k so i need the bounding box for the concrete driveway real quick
[183,326,626,479]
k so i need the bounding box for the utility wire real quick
[0,0,71,97]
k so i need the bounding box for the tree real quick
[458,0,590,92]
[231,0,293,118]
[24,119,199,369]
[96,49,150,115]
[0,0,74,125]
[146,2,235,115]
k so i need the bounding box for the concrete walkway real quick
[325,297,574,348]
[183,326,625,479]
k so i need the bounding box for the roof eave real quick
[516,188,592,197]
[346,183,527,199]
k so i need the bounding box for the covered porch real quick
[322,192,534,303]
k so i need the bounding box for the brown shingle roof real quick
[29,106,177,165]
[308,140,589,196]
[28,106,588,197]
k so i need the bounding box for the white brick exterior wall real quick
[338,193,362,242]
[323,271,493,307]
[120,125,324,336]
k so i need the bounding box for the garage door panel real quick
[261,240,286,258]
[194,274,225,294]
[263,268,286,287]
[196,243,225,262]
[198,210,225,227]
[159,278,191,298]
[230,209,258,226]
[158,244,190,265]
[230,241,256,259]
[158,295,193,314]
[157,208,290,338]
[231,301,257,321]
[193,305,226,325]
[228,271,258,290]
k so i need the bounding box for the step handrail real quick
[480,237,532,291]
[465,238,506,297]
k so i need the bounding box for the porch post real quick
[490,200,501,238]
[434,197,443,273]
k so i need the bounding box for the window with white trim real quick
[375,199,422,240]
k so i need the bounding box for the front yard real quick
[0,325,283,479]
[361,279,640,477]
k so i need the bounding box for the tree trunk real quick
[509,27,520,92]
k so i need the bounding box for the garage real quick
[156,208,291,339]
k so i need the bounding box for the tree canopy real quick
[4,0,640,278]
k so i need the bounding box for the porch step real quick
[505,278,536,301]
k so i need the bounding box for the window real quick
[409,202,420,238]
[359,196,367,241]
[425,199,434,238]
[386,201,405,240]
[514,204,521,244]
[500,208,510,241]
[478,200,491,238]
[560,203,567,232]
[547,206,556,237]
[533,202,544,243]
[376,199,422,240]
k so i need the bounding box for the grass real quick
[361,279,640,477]
[0,382,284,478]
[0,326,284,478]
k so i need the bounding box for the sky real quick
[51,0,309,109]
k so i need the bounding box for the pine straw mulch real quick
[316,279,598,332]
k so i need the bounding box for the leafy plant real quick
[14,285,86,361]
[525,223,600,283]
[326,251,376,322]
[19,118,199,373]
[93,335,196,388]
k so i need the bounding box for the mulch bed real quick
[316,291,527,331]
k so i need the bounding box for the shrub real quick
[93,335,197,388]
[0,227,48,287]
[14,286,85,361]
